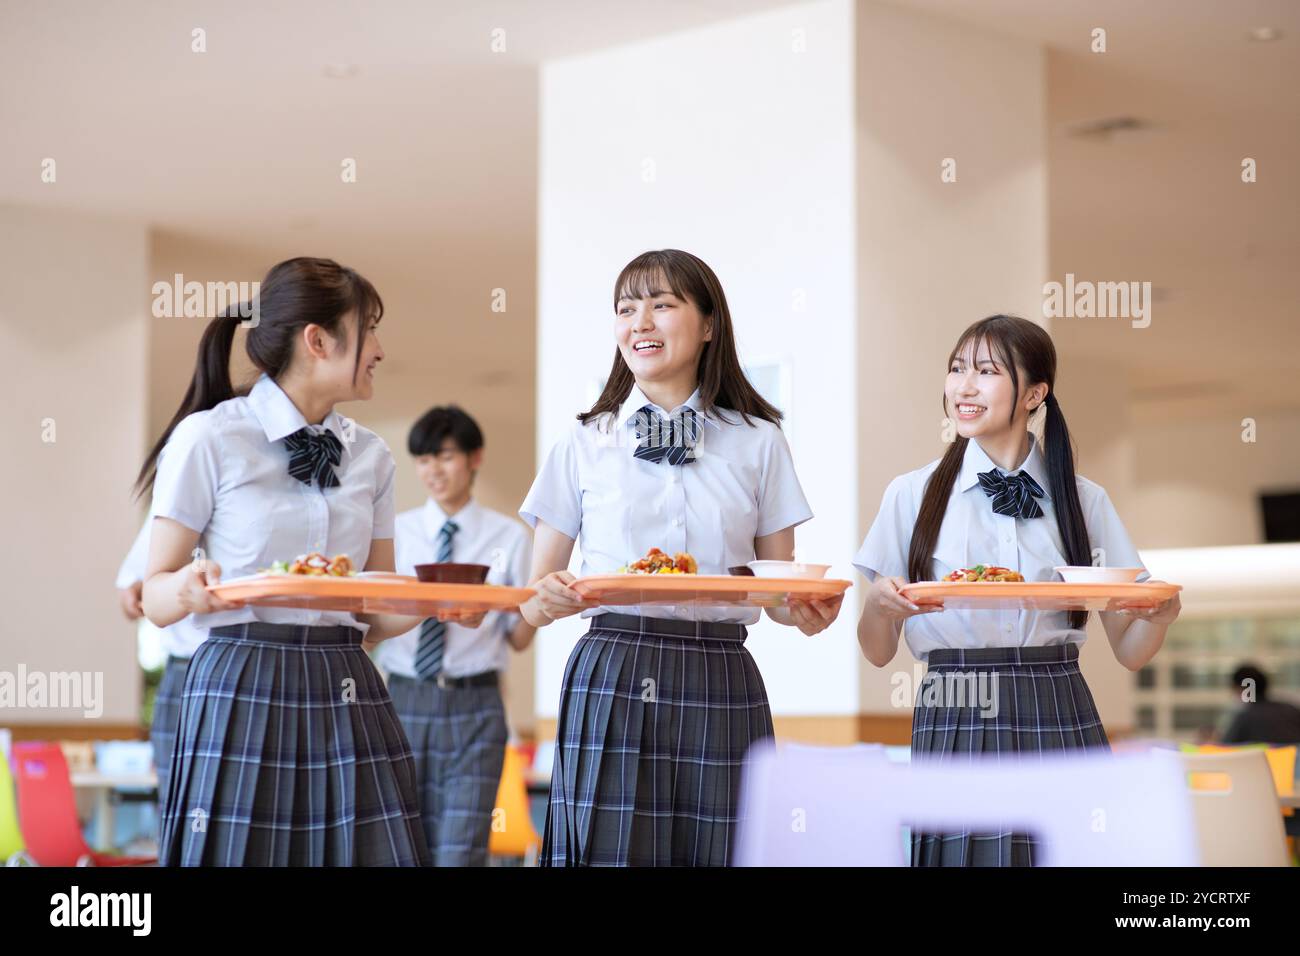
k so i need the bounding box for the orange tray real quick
[571,574,851,608]
[899,581,1181,612]
[207,575,535,615]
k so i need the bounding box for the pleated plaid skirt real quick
[910,643,1110,867]
[159,623,430,867]
[150,656,190,787]
[543,613,774,867]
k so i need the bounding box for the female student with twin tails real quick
[138,257,443,866]
[854,314,1181,867]
[519,249,843,867]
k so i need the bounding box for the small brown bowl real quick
[414,562,490,585]
[728,565,756,577]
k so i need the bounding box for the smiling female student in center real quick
[518,249,843,867]
[854,314,1181,866]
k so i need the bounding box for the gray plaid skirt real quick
[910,643,1110,867]
[151,655,191,786]
[543,613,774,867]
[159,623,430,867]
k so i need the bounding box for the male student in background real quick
[374,405,536,866]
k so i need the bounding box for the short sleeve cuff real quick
[519,502,579,539]
[755,507,813,539]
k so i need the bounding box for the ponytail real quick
[132,309,241,498]
[1042,390,1091,630]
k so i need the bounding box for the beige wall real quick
[0,204,150,724]
[1046,44,1300,727]
[1127,412,1300,549]
[854,0,1048,718]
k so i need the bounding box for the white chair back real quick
[736,742,1200,866]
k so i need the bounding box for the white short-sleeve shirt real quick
[520,384,813,625]
[853,438,1148,660]
[149,373,398,634]
[377,498,532,678]
[117,513,205,658]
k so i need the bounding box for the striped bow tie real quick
[632,406,700,466]
[284,427,343,489]
[977,469,1045,519]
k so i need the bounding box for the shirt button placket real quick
[1002,517,1016,638]
[313,491,328,625]
[671,469,685,552]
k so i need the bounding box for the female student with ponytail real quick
[138,257,438,866]
[519,249,842,867]
[854,314,1181,867]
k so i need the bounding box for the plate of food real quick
[617,548,699,575]
[266,552,356,576]
[944,564,1024,582]
[208,554,533,615]
[901,565,1179,611]
[573,547,851,608]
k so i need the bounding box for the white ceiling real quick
[0,0,794,250]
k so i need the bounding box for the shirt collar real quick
[248,373,351,458]
[423,496,479,539]
[958,438,1052,500]
[615,383,721,430]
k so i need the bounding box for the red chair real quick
[12,742,154,866]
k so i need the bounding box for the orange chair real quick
[12,742,154,866]
[488,745,542,864]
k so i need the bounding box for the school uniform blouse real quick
[519,384,813,625]
[116,513,205,658]
[150,373,397,635]
[853,438,1148,660]
[377,497,532,678]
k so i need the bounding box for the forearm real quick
[1105,614,1169,671]
[763,605,794,627]
[142,571,190,628]
[857,607,902,667]
[520,595,553,629]
[357,613,425,643]
[507,617,539,650]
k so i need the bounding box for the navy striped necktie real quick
[284,427,343,489]
[415,520,459,680]
[977,469,1046,519]
[632,405,700,466]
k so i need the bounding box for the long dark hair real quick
[906,314,1092,629]
[578,249,782,428]
[133,257,383,497]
